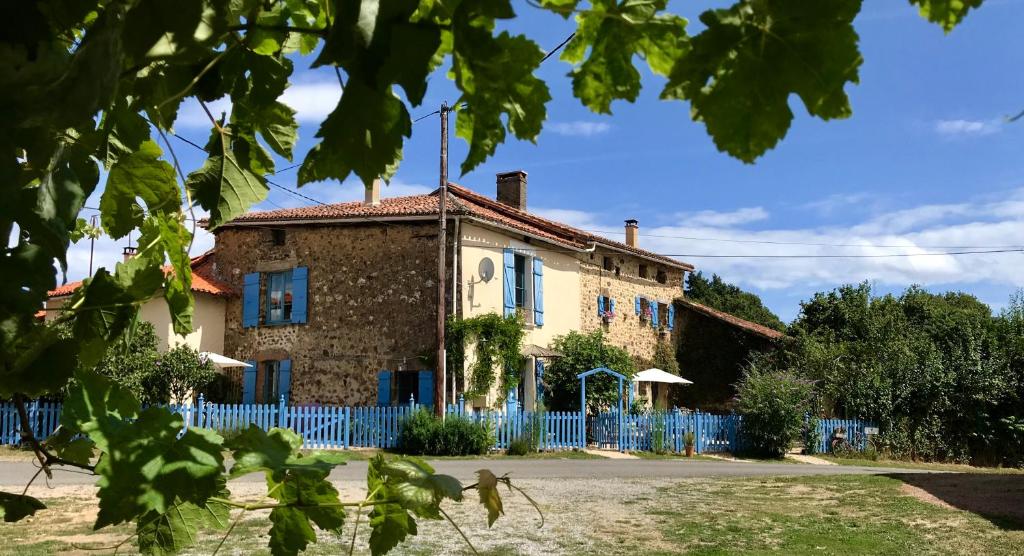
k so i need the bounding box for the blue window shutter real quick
[610,298,616,317]
[535,359,545,403]
[278,359,292,402]
[242,273,260,328]
[502,249,515,317]
[242,362,257,403]
[635,296,641,315]
[651,302,659,327]
[377,371,392,406]
[533,257,544,326]
[597,295,605,317]
[291,267,308,324]
[667,304,675,330]
[418,371,434,407]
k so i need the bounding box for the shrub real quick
[544,330,636,412]
[736,367,814,458]
[506,437,532,456]
[684,431,696,449]
[651,412,668,454]
[396,410,491,456]
[803,416,823,455]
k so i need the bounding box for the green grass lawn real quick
[819,455,1024,474]
[629,474,1024,555]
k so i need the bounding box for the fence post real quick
[409,394,416,411]
[695,410,702,454]
[277,395,286,428]
[458,394,465,417]
[196,394,205,428]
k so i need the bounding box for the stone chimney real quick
[122,246,137,262]
[496,170,527,211]
[625,219,639,247]
[365,178,381,206]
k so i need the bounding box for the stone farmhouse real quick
[44,171,783,411]
[205,171,694,410]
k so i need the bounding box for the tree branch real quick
[14,395,52,480]
[227,23,328,37]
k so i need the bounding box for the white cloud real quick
[800,193,873,215]
[546,121,612,137]
[265,178,433,208]
[934,118,1002,137]
[678,207,769,227]
[173,80,341,128]
[531,208,602,229]
[575,188,1024,293]
[281,81,342,122]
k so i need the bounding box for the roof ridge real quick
[677,299,784,340]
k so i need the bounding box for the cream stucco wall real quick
[46,293,226,353]
[457,221,581,408]
[458,221,581,345]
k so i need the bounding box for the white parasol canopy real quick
[200,352,253,369]
[633,368,693,385]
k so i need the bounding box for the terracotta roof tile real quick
[219,183,693,270]
[676,299,785,340]
[47,250,234,298]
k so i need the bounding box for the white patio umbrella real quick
[200,352,253,369]
[633,368,693,385]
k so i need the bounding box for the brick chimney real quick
[496,170,527,211]
[122,246,137,262]
[365,178,381,206]
[625,219,639,247]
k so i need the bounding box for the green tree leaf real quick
[186,143,269,229]
[268,506,318,556]
[61,368,141,450]
[562,0,688,114]
[0,492,46,523]
[450,12,551,174]
[137,496,231,556]
[661,0,862,163]
[100,141,182,239]
[910,0,983,32]
[298,79,411,186]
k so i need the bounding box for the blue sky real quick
[72,0,1024,323]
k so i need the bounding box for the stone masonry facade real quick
[212,222,450,406]
[578,249,685,363]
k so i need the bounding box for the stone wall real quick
[578,249,685,363]
[213,221,449,406]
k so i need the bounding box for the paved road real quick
[0,458,930,487]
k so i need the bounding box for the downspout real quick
[451,216,461,405]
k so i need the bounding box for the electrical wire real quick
[580,228,1024,250]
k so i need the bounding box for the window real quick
[639,264,649,279]
[513,253,536,323]
[656,269,667,284]
[266,270,293,324]
[261,360,280,403]
[514,254,527,309]
[603,256,614,271]
[271,228,286,246]
[395,371,420,405]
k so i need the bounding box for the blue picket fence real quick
[0,397,874,455]
[447,401,583,450]
[0,400,62,446]
[592,410,740,453]
[814,417,875,453]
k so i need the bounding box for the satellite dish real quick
[479,257,494,282]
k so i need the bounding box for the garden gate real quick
[576,367,634,452]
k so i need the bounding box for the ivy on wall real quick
[446,313,525,399]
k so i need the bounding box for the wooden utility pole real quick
[435,102,449,416]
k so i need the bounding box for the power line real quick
[411,31,574,123]
[540,31,575,63]
[581,228,1024,250]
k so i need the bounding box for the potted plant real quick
[601,306,616,324]
[684,431,696,457]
